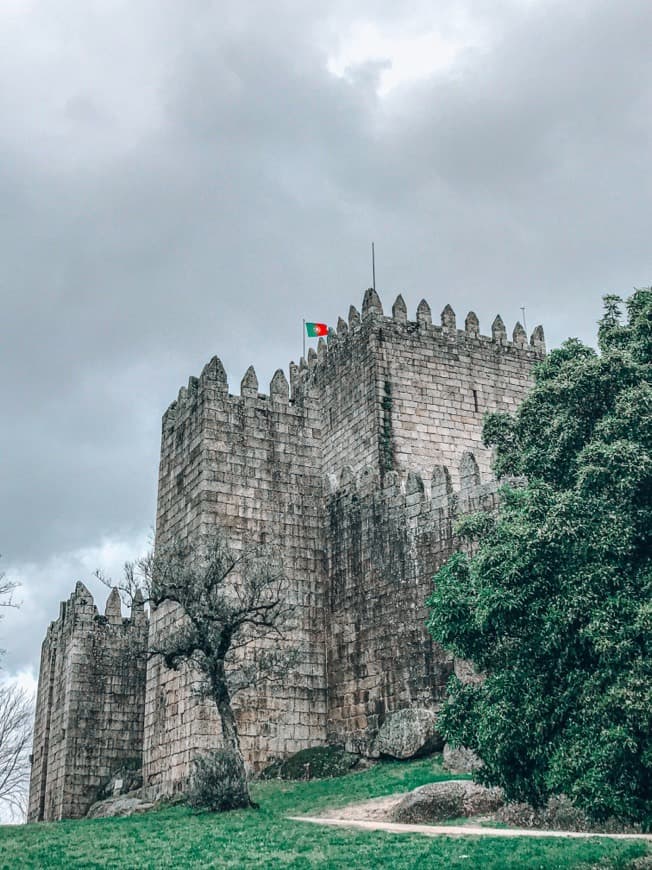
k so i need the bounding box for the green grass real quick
[1,757,649,869]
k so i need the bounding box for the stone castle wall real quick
[143,356,329,794]
[325,458,499,752]
[143,289,544,792]
[27,584,147,822]
[29,288,545,815]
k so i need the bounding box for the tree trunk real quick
[211,664,253,808]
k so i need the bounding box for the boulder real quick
[370,708,444,760]
[392,780,503,824]
[442,743,482,773]
[260,745,360,780]
[86,796,155,819]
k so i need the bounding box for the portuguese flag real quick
[305,322,328,337]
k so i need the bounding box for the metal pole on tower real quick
[372,242,376,292]
[302,318,306,360]
[520,306,527,333]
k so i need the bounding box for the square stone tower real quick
[27,584,148,821]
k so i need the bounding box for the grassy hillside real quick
[2,757,649,869]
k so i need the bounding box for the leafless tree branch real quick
[0,560,19,611]
[0,683,33,820]
[106,529,297,809]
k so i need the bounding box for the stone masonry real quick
[29,289,544,817]
[27,584,148,821]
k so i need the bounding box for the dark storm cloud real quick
[1,0,651,678]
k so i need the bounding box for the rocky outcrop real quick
[370,708,444,760]
[392,780,503,824]
[86,796,154,819]
[261,746,361,780]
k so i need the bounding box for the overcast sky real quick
[1,0,651,693]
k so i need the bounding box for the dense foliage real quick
[427,290,652,825]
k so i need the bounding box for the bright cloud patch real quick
[327,19,478,95]
[1,529,151,682]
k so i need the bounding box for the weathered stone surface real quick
[392,780,503,824]
[371,708,444,760]
[86,796,155,819]
[29,288,544,815]
[102,767,143,799]
[443,743,483,773]
[27,587,148,822]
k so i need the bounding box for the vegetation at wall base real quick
[428,289,652,826]
[260,745,361,780]
[188,749,253,812]
[0,757,649,869]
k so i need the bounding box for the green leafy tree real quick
[427,289,652,825]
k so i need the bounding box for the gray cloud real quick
[1,0,651,678]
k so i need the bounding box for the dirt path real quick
[289,815,652,841]
[317,794,404,821]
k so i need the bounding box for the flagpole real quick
[372,242,376,292]
[302,318,306,360]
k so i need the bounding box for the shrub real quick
[187,749,251,812]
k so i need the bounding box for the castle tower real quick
[143,354,328,792]
[142,290,544,791]
[27,585,148,822]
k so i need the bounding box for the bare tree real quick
[0,561,18,660]
[109,532,296,809]
[0,560,31,822]
[0,575,17,608]
[0,683,32,820]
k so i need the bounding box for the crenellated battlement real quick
[50,582,146,636]
[161,289,546,434]
[329,449,487,497]
[292,291,545,398]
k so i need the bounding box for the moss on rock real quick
[261,746,360,780]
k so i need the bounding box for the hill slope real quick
[2,757,649,869]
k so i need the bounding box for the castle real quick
[28,289,545,821]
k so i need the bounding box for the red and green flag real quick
[305,322,328,337]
